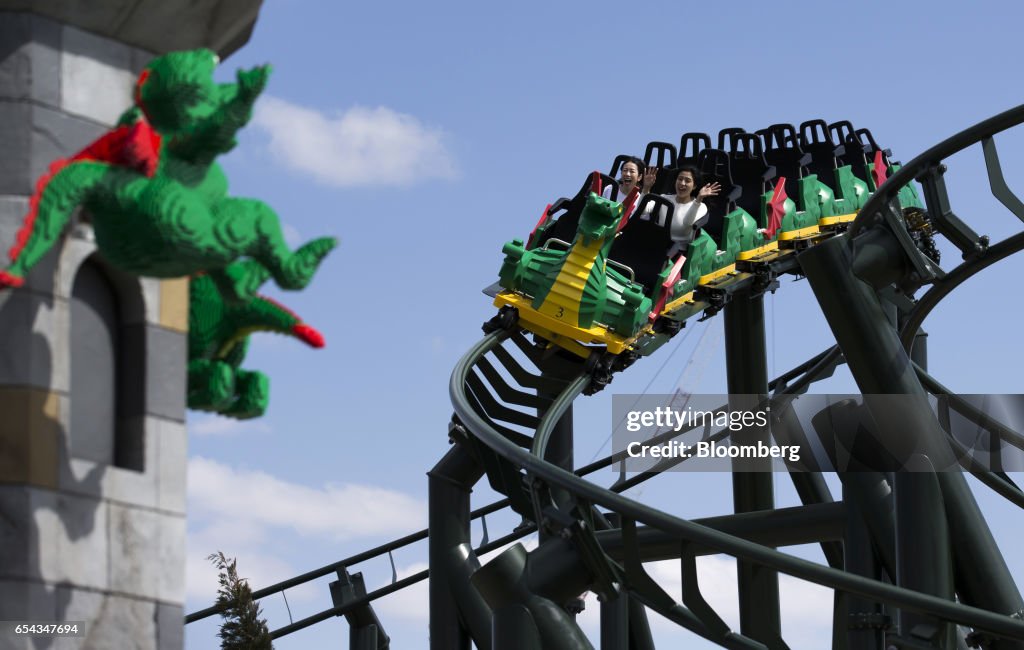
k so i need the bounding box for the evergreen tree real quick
[208,552,273,650]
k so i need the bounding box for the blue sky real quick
[182,1,1024,648]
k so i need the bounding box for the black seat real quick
[535,172,617,248]
[608,153,634,180]
[756,123,810,208]
[643,141,678,194]
[608,194,676,292]
[855,127,895,187]
[829,120,862,168]
[854,127,890,160]
[828,122,891,186]
[678,132,711,169]
[717,127,746,153]
[651,133,712,197]
[799,119,844,193]
[696,148,742,245]
[729,134,776,226]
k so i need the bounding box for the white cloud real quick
[186,543,315,604]
[646,556,832,643]
[253,96,458,187]
[188,456,427,541]
[186,457,429,615]
[375,561,429,624]
[189,416,272,437]
[186,510,319,604]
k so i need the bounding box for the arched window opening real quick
[69,257,145,471]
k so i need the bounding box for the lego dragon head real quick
[577,193,623,246]
[133,48,221,133]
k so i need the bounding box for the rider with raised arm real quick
[640,164,721,256]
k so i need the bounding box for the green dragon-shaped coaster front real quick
[188,260,325,419]
[499,193,652,337]
[0,48,335,303]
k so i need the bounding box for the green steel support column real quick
[900,319,957,646]
[897,460,954,647]
[774,403,844,568]
[540,357,580,511]
[350,626,381,650]
[600,592,629,649]
[492,606,543,650]
[627,597,656,650]
[544,404,575,513]
[723,289,782,642]
[939,472,1024,650]
[801,235,951,645]
[800,235,1023,649]
[812,401,897,579]
[906,300,1020,633]
[843,483,886,650]
[909,329,928,371]
[329,570,390,650]
[429,441,492,650]
[597,514,655,650]
[837,470,897,581]
[539,360,581,619]
[541,408,584,619]
[471,541,595,649]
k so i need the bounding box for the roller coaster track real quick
[188,104,1024,649]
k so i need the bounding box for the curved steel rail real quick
[188,325,1024,644]
[449,332,1024,642]
[848,103,1024,244]
[899,230,1024,350]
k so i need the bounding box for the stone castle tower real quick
[0,2,262,648]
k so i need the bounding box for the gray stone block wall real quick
[0,7,257,648]
[0,12,62,105]
[0,13,150,196]
[0,414,187,649]
[0,1,263,58]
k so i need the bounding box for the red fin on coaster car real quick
[872,150,887,189]
[764,177,788,239]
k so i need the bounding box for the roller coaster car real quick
[492,170,754,359]
[492,123,924,360]
[494,174,656,358]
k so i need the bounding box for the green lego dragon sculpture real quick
[189,260,324,419]
[0,48,335,303]
[499,191,651,337]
